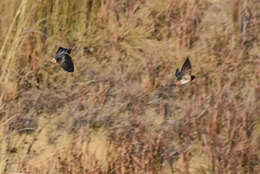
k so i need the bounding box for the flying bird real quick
[175,57,195,85]
[52,47,74,72]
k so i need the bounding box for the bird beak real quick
[51,58,57,63]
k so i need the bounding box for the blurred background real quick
[0,0,260,173]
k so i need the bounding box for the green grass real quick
[0,0,260,173]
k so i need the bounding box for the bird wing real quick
[175,68,180,76]
[175,68,182,80]
[56,47,65,55]
[180,57,192,75]
[58,54,74,72]
[65,48,72,54]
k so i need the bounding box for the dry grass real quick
[0,0,260,173]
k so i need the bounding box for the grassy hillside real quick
[0,0,260,173]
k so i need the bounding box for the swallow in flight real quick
[175,57,195,85]
[52,47,74,72]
